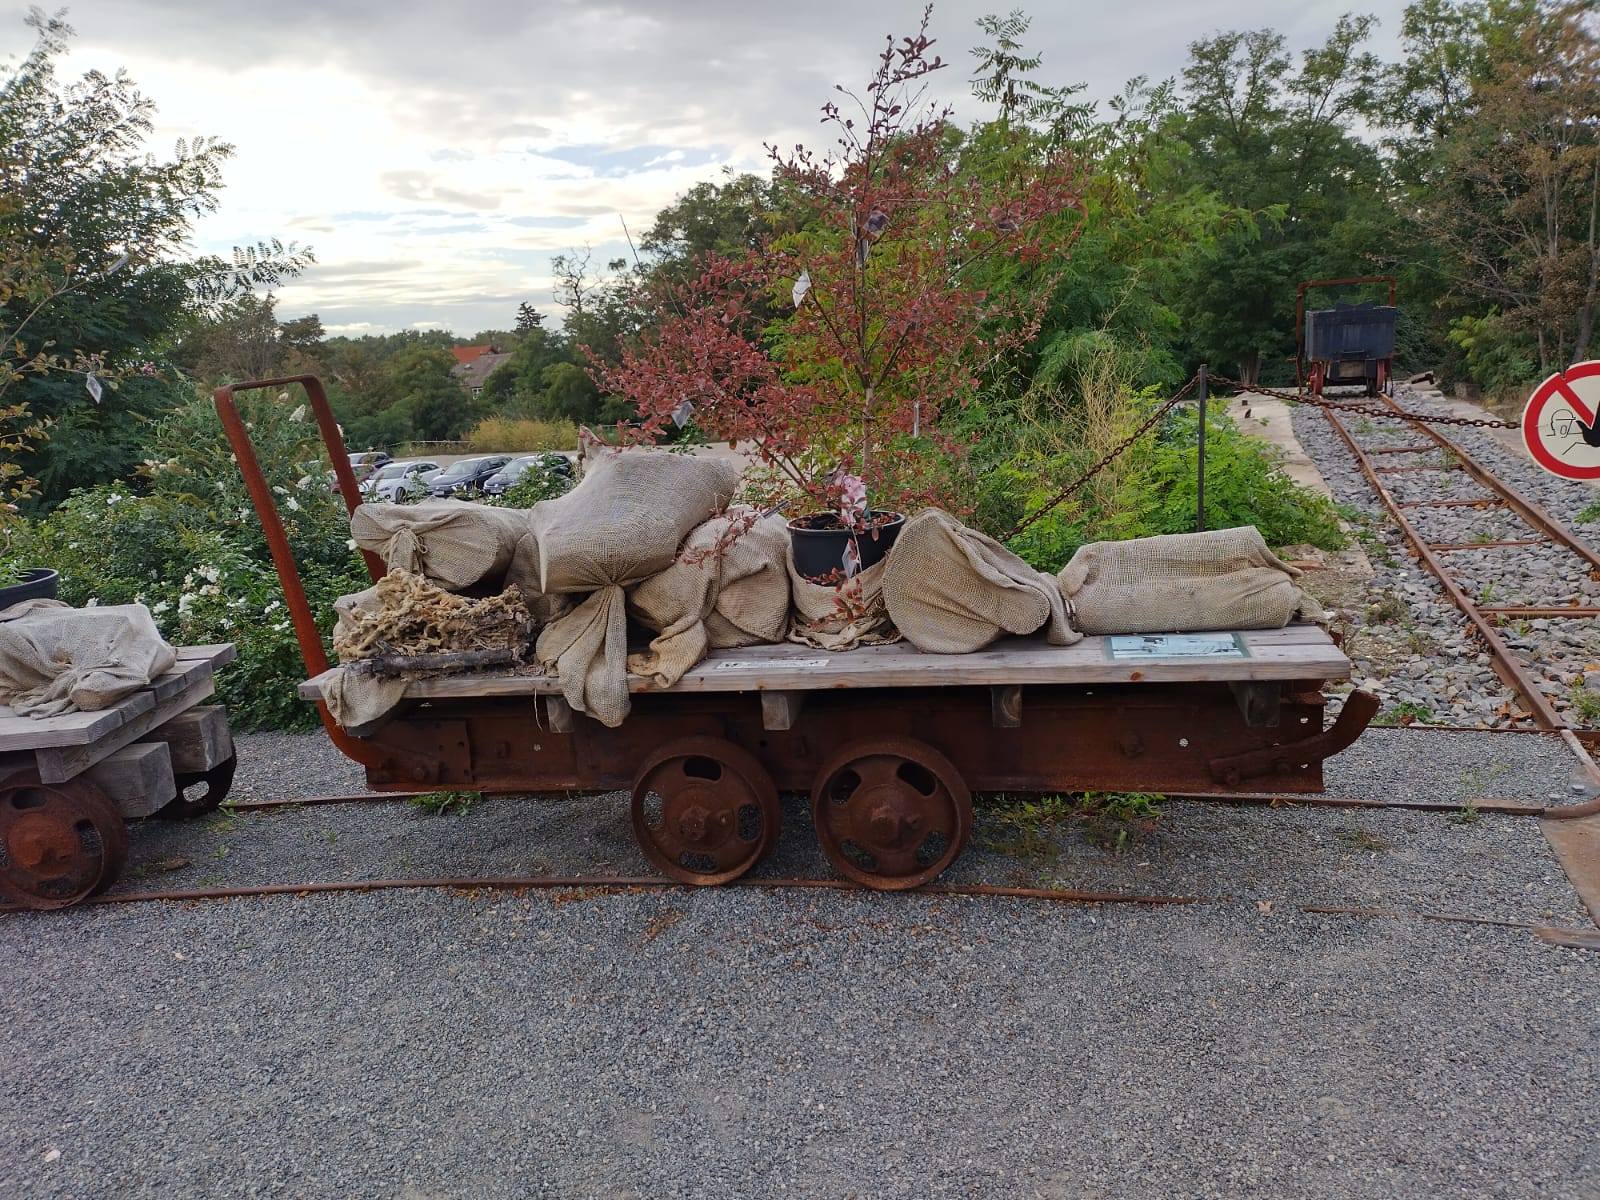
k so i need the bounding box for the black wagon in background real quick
[1297,275,1398,398]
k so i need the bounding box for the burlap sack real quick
[0,599,178,718]
[883,508,1080,653]
[531,450,742,727]
[625,510,791,688]
[787,550,899,650]
[350,500,529,592]
[1056,526,1326,635]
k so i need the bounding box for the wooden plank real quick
[0,656,216,751]
[84,742,175,818]
[300,627,1349,702]
[990,685,1023,728]
[174,644,237,668]
[139,705,232,773]
[760,691,805,731]
[34,676,216,784]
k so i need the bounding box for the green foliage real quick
[981,790,1163,859]
[1,391,367,730]
[1445,311,1538,393]
[410,790,481,816]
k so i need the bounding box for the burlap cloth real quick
[532,451,741,727]
[883,508,1079,652]
[350,500,529,591]
[0,598,177,718]
[1056,525,1326,634]
[625,509,790,688]
[786,550,899,650]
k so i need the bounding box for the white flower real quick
[182,572,196,589]
[178,593,195,615]
[196,565,220,584]
[284,496,301,512]
[264,600,281,613]
[295,474,313,490]
[346,539,358,551]
[85,597,99,607]
[105,493,122,506]
[152,600,171,615]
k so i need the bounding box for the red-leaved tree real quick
[600,6,1084,523]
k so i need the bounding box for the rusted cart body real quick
[1297,276,1399,398]
[218,376,1375,891]
[0,645,238,908]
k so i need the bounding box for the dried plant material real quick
[332,568,534,665]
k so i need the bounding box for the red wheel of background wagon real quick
[1522,361,1600,481]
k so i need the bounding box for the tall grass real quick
[462,416,580,453]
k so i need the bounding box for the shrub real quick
[483,457,574,509]
[2,391,368,730]
[463,416,579,453]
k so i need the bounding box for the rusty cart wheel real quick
[0,774,128,910]
[631,737,780,886]
[157,750,237,820]
[810,736,972,891]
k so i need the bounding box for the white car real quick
[361,459,442,503]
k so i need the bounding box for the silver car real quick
[361,459,442,504]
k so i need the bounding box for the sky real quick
[4,1,1413,337]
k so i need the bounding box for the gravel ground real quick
[2,890,1595,1200]
[1288,384,1600,728]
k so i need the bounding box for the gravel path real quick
[1288,384,1600,729]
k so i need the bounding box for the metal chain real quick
[1002,372,1201,543]
[1211,375,1521,430]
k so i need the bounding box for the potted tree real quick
[602,10,1083,579]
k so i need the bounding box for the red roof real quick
[451,344,496,365]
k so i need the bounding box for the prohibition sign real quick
[1522,361,1600,481]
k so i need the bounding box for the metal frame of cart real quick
[216,376,1378,892]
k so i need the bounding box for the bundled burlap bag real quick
[1056,525,1326,635]
[531,450,741,727]
[0,598,177,718]
[350,500,529,592]
[883,508,1080,653]
[625,509,790,688]
[787,549,899,650]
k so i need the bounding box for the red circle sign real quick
[1522,361,1600,481]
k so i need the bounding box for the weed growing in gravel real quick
[1335,827,1388,853]
[1449,801,1481,826]
[1335,502,1398,568]
[1568,685,1600,724]
[1577,499,1600,524]
[1372,701,1434,727]
[979,791,1163,858]
[410,790,482,816]
[1458,763,1508,795]
[1365,592,1409,624]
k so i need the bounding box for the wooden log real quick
[346,647,524,678]
[760,691,805,731]
[140,705,233,773]
[84,742,175,818]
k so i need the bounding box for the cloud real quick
[14,0,1413,334]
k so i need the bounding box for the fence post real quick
[1196,363,1208,533]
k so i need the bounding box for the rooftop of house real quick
[450,343,502,365]
[451,350,514,390]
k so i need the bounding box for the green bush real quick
[2,392,368,730]
[483,457,574,508]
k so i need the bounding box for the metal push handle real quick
[212,375,387,765]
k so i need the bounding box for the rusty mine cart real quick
[216,376,1379,893]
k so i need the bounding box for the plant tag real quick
[841,538,862,579]
[791,270,811,308]
[85,373,103,403]
[671,399,695,428]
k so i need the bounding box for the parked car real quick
[327,450,392,493]
[426,455,514,499]
[361,459,442,503]
[480,453,575,497]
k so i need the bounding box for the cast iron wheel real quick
[631,737,780,886]
[157,751,237,820]
[810,736,972,891]
[0,774,128,910]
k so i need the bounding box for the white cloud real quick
[8,0,1412,334]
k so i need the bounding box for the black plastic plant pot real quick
[0,568,59,611]
[788,513,905,581]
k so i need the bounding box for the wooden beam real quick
[990,685,1023,728]
[140,705,233,773]
[84,742,175,818]
[33,676,215,784]
[760,691,805,731]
